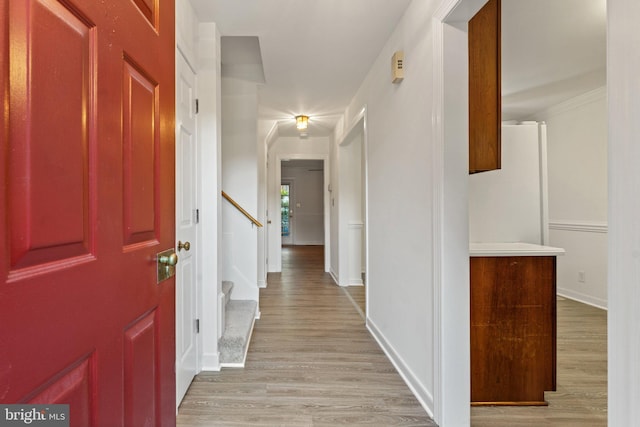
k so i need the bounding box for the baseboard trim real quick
[329,269,353,287]
[366,318,435,418]
[330,269,339,286]
[219,362,245,368]
[558,289,607,310]
[201,352,221,372]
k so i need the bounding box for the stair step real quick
[222,281,233,307]
[219,299,257,367]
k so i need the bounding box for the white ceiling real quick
[190,0,607,135]
[189,0,412,137]
[501,0,606,121]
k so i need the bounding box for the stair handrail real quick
[221,191,263,228]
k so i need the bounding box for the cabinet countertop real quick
[470,242,565,257]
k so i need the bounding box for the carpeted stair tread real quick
[222,281,234,307]
[219,299,257,365]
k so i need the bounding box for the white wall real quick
[336,1,485,423]
[607,1,640,424]
[267,136,330,273]
[221,77,259,301]
[534,88,607,308]
[338,0,443,418]
[281,163,325,245]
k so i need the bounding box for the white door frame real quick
[175,48,200,407]
[273,154,330,272]
[193,23,223,372]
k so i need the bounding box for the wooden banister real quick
[221,191,263,228]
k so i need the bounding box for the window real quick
[281,184,290,237]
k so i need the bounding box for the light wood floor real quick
[343,269,608,426]
[177,246,607,426]
[177,245,436,426]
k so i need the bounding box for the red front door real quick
[1,0,176,425]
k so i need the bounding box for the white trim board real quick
[558,289,607,311]
[549,220,608,234]
[533,86,606,120]
[431,1,480,424]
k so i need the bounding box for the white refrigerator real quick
[469,122,549,245]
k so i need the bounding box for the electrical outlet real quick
[578,271,586,283]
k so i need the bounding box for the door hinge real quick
[196,319,200,334]
[195,99,199,114]
[194,208,200,224]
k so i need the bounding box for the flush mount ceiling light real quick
[295,115,309,131]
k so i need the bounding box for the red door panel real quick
[7,0,95,275]
[124,311,158,427]
[28,357,94,427]
[1,0,176,425]
[123,59,160,247]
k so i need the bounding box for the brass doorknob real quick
[158,252,178,266]
[177,241,191,251]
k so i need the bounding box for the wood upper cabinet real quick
[469,0,501,174]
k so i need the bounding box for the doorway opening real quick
[270,156,331,274]
[336,113,367,317]
[280,160,324,247]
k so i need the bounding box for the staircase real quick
[219,281,258,367]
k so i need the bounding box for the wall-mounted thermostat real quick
[392,51,404,83]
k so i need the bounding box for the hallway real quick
[176,245,435,426]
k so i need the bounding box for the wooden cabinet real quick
[469,0,501,174]
[470,255,557,405]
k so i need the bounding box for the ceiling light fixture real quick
[295,115,309,131]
